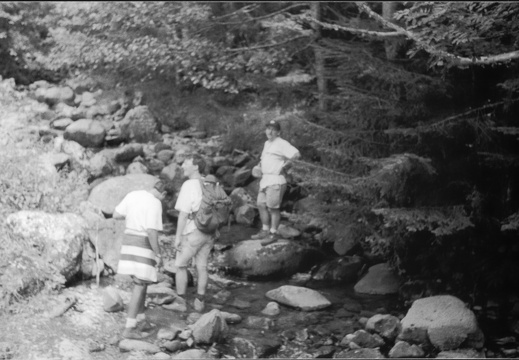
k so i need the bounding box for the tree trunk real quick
[382,2,404,60]
[312,2,327,112]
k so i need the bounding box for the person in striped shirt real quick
[113,180,167,339]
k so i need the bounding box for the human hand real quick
[156,255,163,269]
[252,165,262,178]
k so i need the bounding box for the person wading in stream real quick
[113,181,167,339]
[251,119,301,245]
[166,154,214,313]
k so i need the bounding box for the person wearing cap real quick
[113,180,167,339]
[251,119,300,245]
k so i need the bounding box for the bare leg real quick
[269,207,281,232]
[258,203,270,228]
[137,284,147,315]
[128,283,146,320]
[175,266,188,296]
[196,265,208,296]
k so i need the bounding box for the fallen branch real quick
[47,296,77,318]
[224,35,310,53]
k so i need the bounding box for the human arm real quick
[175,211,189,251]
[282,151,301,171]
[147,228,162,268]
[112,210,125,220]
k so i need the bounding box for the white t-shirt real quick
[115,190,163,237]
[174,178,203,235]
[260,137,299,189]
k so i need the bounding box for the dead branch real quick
[47,296,77,318]
[224,35,310,53]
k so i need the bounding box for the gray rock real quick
[157,149,175,163]
[190,309,228,344]
[88,173,160,215]
[5,211,87,282]
[226,240,309,277]
[261,302,281,316]
[126,162,149,174]
[277,224,300,239]
[114,143,144,163]
[388,341,425,358]
[160,163,180,182]
[36,86,75,106]
[354,263,401,295]
[52,117,74,130]
[119,339,161,354]
[119,105,160,143]
[342,330,385,349]
[64,119,106,148]
[88,152,113,179]
[312,256,363,283]
[59,139,92,170]
[399,295,482,351]
[366,314,402,340]
[229,333,282,359]
[221,311,242,324]
[265,285,331,311]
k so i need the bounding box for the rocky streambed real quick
[1,75,519,359]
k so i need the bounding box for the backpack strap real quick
[188,178,206,220]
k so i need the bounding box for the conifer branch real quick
[355,2,519,66]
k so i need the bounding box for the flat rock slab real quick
[265,285,331,311]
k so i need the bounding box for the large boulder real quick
[265,285,332,311]
[354,263,401,295]
[119,105,160,143]
[399,295,483,351]
[88,174,160,216]
[5,211,88,281]
[225,240,309,277]
[64,119,106,148]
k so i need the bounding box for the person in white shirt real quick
[165,154,213,313]
[113,181,166,339]
[251,119,300,245]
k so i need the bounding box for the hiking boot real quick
[193,298,205,313]
[163,298,187,312]
[261,233,281,246]
[251,229,270,240]
[136,319,156,332]
[122,327,150,340]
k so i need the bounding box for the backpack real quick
[193,175,233,235]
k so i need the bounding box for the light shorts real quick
[175,228,214,268]
[257,184,287,209]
